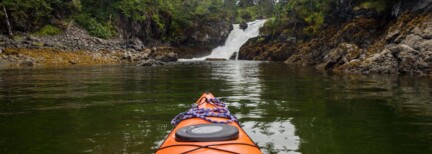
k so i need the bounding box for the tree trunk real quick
[2,4,13,37]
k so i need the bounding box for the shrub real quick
[36,25,62,36]
[75,14,113,39]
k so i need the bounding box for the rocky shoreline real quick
[0,22,179,68]
[239,8,432,76]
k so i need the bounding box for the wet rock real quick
[361,49,399,74]
[239,22,248,30]
[205,58,227,61]
[123,51,133,62]
[317,43,360,70]
[386,29,401,42]
[402,34,423,50]
[389,44,429,74]
[134,49,152,61]
[137,59,164,66]
[240,37,297,61]
[125,38,145,50]
[150,47,178,62]
[229,52,237,60]
[20,60,34,67]
[418,40,432,52]
[172,46,213,59]
[154,52,177,62]
[175,18,232,52]
[69,60,78,65]
[421,22,432,39]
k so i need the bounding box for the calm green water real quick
[0,61,431,154]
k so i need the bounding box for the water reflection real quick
[208,61,301,153]
[210,61,263,101]
[242,120,300,154]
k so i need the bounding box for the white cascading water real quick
[182,19,267,61]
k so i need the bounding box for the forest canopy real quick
[0,0,395,39]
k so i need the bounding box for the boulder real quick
[317,43,360,70]
[229,52,237,60]
[123,51,133,62]
[137,59,164,66]
[418,40,432,52]
[150,47,178,62]
[239,22,248,31]
[402,34,423,50]
[361,49,399,74]
[130,38,145,50]
[154,52,178,62]
[20,60,34,67]
[388,44,430,74]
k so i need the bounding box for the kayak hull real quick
[156,93,261,154]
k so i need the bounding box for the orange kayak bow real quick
[156,92,262,154]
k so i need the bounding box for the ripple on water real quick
[242,120,300,154]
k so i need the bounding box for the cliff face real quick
[238,37,297,61]
[115,11,172,47]
[114,13,233,59]
[335,13,432,75]
[171,18,233,59]
[239,0,432,75]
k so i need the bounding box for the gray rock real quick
[137,59,164,66]
[362,49,399,74]
[422,22,432,39]
[154,52,178,62]
[123,51,133,62]
[379,44,431,74]
[134,49,152,61]
[229,52,237,60]
[125,38,145,50]
[388,44,417,54]
[69,60,78,65]
[402,34,423,50]
[239,22,248,30]
[386,29,400,42]
[20,60,34,67]
[317,43,359,70]
[418,40,432,52]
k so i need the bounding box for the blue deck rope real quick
[171,98,238,126]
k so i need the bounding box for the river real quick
[0,61,431,154]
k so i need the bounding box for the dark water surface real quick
[0,61,431,154]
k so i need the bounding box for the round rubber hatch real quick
[175,124,239,142]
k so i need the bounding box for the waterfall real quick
[182,19,267,61]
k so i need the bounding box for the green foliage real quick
[71,0,82,11]
[114,0,148,21]
[36,25,62,36]
[0,0,78,33]
[303,12,325,34]
[238,8,253,21]
[151,13,164,31]
[75,14,112,39]
[0,0,284,40]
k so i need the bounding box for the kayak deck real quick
[156,92,261,154]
